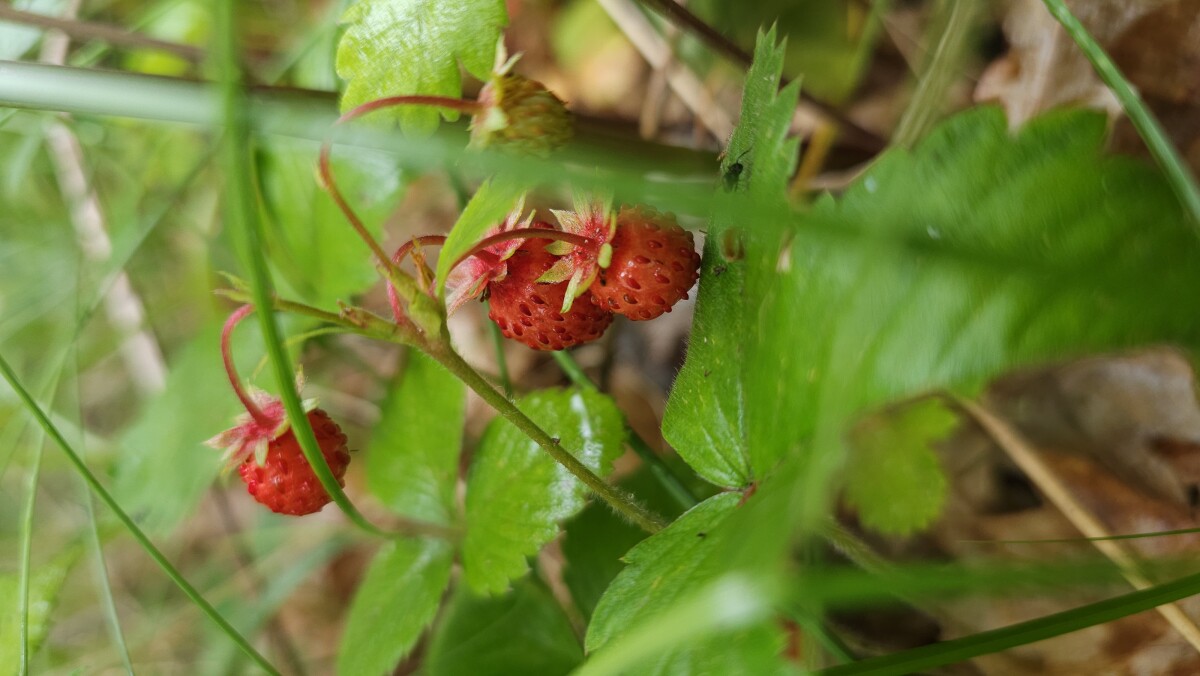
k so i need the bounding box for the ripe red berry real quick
[238,408,351,516]
[487,228,613,351]
[208,396,351,516]
[591,207,700,320]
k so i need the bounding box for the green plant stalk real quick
[1040,0,1200,226]
[212,1,455,542]
[819,567,1200,675]
[429,344,667,533]
[0,353,281,676]
[550,350,698,510]
[17,435,44,676]
[892,0,981,148]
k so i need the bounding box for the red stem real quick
[317,95,482,272]
[386,235,447,322]
[222,305,270,425]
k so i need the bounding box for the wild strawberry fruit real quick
[591,207,700,320]
[208,394,351,516]
[210,305,350,516]
[470,67,573,157]
[487,226,613,351]
[443,199,534,315]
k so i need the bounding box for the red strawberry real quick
[590,207,700,320]
[208,395,351,516]
[487,227,613,350]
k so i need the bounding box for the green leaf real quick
[463,388,625,594]
[744,106,1200,537]
[560,468,690,619]
[257,138,404,307]
[436,178,525,298]
[663,28,798,488]
[586,493,787,675]
[337,538,454,676]
[366,351,464,524]
[336,0,507,134]
[425,579,582,676]
[0,546,78,668]
[114,324,236,532]
[843,400,956,535]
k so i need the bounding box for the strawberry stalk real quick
[317,95,481,320]
[385,235,446,322]
[221,304,270,425]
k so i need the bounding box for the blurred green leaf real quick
[586,493,787,675]
[843,400,956,535]
[463,388,624,594]
[257,138,403,307]
[337,538,454,676]
[113,324,235,533]
[0,545,78,669]
[366,351,464,524]
[425,579,582,676]
[336,0,507,134]
[436,178,525,298]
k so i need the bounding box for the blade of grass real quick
[0,353,281,675]
[820,567,1200,676]
[1040,0,1200,226]
[16,431,44,676]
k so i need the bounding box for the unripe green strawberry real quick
[470,72,573,156]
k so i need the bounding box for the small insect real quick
[721,148,751,191]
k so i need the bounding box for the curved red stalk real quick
[317,95,482,272]
[386,235,447,322]
[222,304,270,425]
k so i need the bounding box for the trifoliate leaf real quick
[462,388,625,595]
[336,0,507,134]
[366,351,464,525]
[844,400,957,535]
[337,538,454,675]
[585,493,788,675]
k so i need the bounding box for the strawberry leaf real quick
[336,0,507,134]
[585,493,788,675]
[337,538,454,675]
[843,400,956,535]
[366,351,464,525]
[436,178,526,299]
[425,579,583,676]
[662,27,798,489]
[462,388,625,595]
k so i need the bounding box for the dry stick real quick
[951,396,1200,654]
[0,4,205,63]
[597,0,734,141]
[630,0,886,152]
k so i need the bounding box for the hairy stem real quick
[221,305,269,424]
[429,344,667,533]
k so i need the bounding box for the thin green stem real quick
[818,567,1200,676]
[551,350,698,510]
[17,437,44,676]
[213,0,454,543]
[1041,0,1200,226]
[430,345,666,533]
[0,353,281,676]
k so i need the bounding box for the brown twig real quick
[631,0,887,151]
[0,4,205,63]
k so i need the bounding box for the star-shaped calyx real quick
[444,198,535,315]
[539,200,616,312]
[206,388,319,469]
